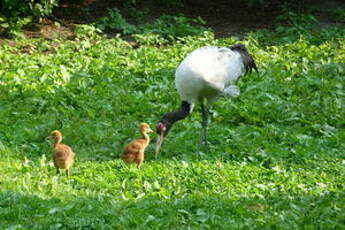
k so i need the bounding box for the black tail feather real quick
[228,44,258,75]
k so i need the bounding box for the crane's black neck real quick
[159,101,191,136]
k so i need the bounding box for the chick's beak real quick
[148,128,153,133]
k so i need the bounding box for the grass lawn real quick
[0,10,344,230]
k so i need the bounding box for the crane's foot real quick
[197,139,208,155]
[197,141,201,154]
[201,132,208,154]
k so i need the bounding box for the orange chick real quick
[121,123,153,168]
[47,130,74,176]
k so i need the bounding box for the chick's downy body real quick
[48,130,74,176]
[121,123,153,168]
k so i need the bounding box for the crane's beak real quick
[155,132,164,157]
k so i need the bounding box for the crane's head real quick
[155,120,171,156]
[155,101,191,156]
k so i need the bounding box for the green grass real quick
[0,11,345,229]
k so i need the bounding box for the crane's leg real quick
[202,102,209,153]
[197,101,209,154]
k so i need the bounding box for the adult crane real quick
[155,44,258,155]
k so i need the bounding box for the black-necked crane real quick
[155,44,258,155]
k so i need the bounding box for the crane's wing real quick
[175,46,245,103]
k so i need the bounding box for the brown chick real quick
[48,130,74,176]
[121,123,153,168]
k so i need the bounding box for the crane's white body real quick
[175,46,244,108]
